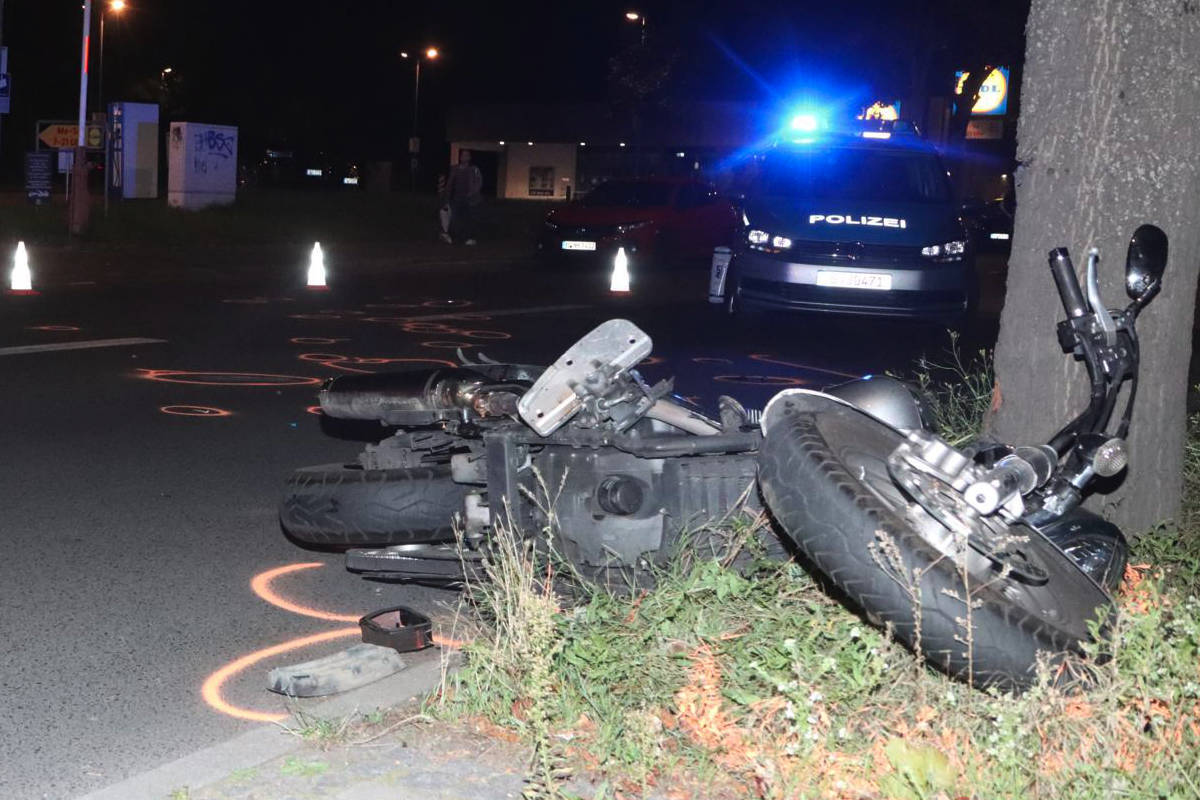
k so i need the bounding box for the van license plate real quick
[561,240,597,251]
[816,271,892,290]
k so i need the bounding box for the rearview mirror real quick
[1126,224,1168,301]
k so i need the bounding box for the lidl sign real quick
[954,67,1010,116]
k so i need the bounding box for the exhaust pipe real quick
[319,368,525,425]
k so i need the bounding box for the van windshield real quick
[753,146,952,205]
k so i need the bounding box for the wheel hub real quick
[887,431,1050,585]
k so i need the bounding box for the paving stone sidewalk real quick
[183,713,531,800]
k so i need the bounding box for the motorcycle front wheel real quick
[757,400,1114,692]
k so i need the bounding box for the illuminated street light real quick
[400,46,442,188]
[100,0,129,217]
[624,10,646,44]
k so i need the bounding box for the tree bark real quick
[990,0,1200,532]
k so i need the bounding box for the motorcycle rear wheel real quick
[757,401,1114,691]
[280,463,466,550]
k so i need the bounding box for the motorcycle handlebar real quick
[1048,248,1089,319]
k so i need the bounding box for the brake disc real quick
[887,431,1050,586]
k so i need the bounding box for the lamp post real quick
[69,0,93,235]
[401,46,439,189]
[625,11,646,45]
[99,0,126,217]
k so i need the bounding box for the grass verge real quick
[433,371,1200,799]
[437,523,1200,799]
[0,189,555,248]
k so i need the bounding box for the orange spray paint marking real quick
[421,341,477,350]
[458,330,511,340]
[712,375,805,387]
[401,322,457,334]
[200,628,361,723]
[27,324,81,332]
[290,337,348,345]
[298,353,456,375]
[138,369,322,387]
[422,299,473,308]
[305,405,324,415]
[203,562,468,722]
[691,356,733,365]
[251,563,360,622]
[160,405,233,417]
[748,354,859,379]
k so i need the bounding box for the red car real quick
[539,177,738,265]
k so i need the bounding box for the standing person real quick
[447,149,483,245]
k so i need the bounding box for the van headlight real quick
[921,240,966,260]
[747,229,770,245]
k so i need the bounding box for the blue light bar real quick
[790,113,819,133]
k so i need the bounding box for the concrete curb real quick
[75,648,450,800]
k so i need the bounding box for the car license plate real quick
[561,240,597,251]
[816,270,892,291]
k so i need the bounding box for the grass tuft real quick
[908,332,995,446]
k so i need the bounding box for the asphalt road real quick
[0,250,998,799]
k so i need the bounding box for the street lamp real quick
[624,10,646,45]
[100,0,127,109]
[69,0,94,235]
[401,46,439,188]
[99,0,127,216]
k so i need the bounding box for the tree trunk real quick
[990,0,1200,533]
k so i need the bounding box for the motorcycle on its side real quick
[281,225,1167,691]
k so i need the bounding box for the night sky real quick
[0,0,1029,172]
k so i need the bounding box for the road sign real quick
[24,151,53,204]
[36,120,104,150]
[0,47,8,114]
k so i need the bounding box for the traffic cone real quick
[610,246,631,295]
[306,242,329,291]
[7,241,38,296]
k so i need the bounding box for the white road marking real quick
[0,337,168,356]
[401,304,592,322]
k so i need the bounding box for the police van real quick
[712,118,977,322]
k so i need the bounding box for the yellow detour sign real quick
[37,121,105,150]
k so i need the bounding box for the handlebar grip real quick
[1048,247,1088,318]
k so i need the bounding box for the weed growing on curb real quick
[908,332,995,446]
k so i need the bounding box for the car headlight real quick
[747,229,770,245]
[772,235,793,249]
[921,240,966,260]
